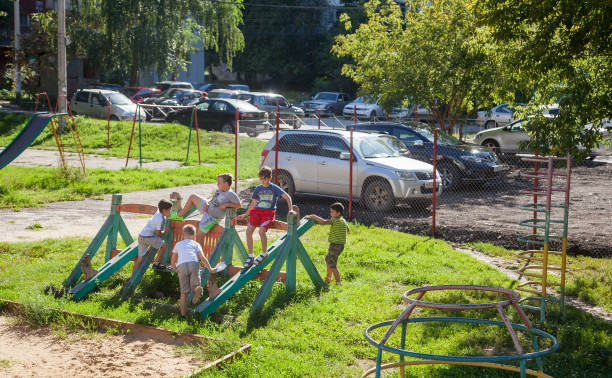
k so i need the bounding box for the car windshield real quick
[357,137,401,158]
[378,135,408,154]
[169,91,188,99]
[108,93,132,105]
[120,88,139,97]
[414,125,463,146]
[160,88,181,98]
[314,93,337,101]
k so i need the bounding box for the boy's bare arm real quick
[282,193,295,214]
[304,214,331,225]
[170,253,178,271]
[197,251,214,272]
[237,199,258,218]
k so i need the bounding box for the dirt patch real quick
[0,315,205,377]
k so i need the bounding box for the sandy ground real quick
[0,315,205,377]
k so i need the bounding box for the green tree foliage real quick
[70,0,245,85]
[333,0,511,137]
[478,0,612,161]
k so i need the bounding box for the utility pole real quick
[57,0,67,117]
[13,0,21,100]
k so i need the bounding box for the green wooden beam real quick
[117,216,134,246]
[296,242,325,289]
[121,246,158,297]
[64,214,114,287]
[250,240,291,313]
[70,241,139,301]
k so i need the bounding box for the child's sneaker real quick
[324,277,333,284]
[336,282,342,286]
[243,256,254,269]
[153,262,169,270]
[253,253,268,266]
[167,210,183,221]
[192,286,203,304]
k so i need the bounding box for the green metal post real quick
[138,112,142,168]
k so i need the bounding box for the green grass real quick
[0,226,610,377]
[468,242,612,312]
[0,113,266,209]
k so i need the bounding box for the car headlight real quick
[396,171,418,181]
[460,155,482,163]
[474,133,482,140]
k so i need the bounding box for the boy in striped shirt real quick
[305,202,350,285]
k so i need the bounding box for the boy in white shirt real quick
[171,224,222,320]
[137,199,172,270]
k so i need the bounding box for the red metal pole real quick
[107,96,111,149]
[125,110,139,168]
[194,105,201,164]
[349,127,353,222]
[275,106,280,185]
[432,128,437,237]
[318,110,321,129]
[353,105,357,124]
[234,107,239,192]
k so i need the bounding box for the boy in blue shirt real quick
[238,166,295,268]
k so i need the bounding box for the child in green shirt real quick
[305,202,349,285]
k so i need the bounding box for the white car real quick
[259,129,442,211]
[473,118,612,156]
[475,103,518,129]
[342,97,385,119]
[70,89,146,121]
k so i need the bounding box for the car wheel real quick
[485,120,497,129]
[247,131,259,137]
[482,139,500,155]
[221,121,234,133]
[363,180,395,212]
[110,115,120,121]
[277,172,295,198]
[438,164,461,191]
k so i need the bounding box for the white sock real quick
[260,252,268,257]
[248,254,254,258]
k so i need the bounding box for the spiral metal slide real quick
[0,113,54,170]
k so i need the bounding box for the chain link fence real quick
[231,110,610,259]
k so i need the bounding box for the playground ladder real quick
[515,155,571,325]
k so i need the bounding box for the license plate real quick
[493,165,504,172]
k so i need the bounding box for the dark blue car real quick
[347,122,505,189]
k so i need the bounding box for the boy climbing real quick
[137,199,172,270]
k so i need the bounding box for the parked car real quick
[473,117,612,157]
[119,87,162,103]
[343,96,385,119]
[301,92,352,116]
[227,84,250,91]
[259,129,441,211]
[85,83,122,91]
[165,98,270,137]
[207,89,244,99]
[198,83,227,92]
[70,89,146,121]
[390,104,433,121]
[475,103,519,129]
[347,122,504,190]
[151,81,193,92]
[236,92,304,128]
[142,88,199,119]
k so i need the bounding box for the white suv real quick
[260,130,442,211]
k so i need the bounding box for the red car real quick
[119,87,162,103]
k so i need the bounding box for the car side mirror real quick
[413,140,424,148]
[339,152,351,160]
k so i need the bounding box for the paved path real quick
[1,183,217,243]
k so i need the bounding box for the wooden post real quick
[105,194,122,262]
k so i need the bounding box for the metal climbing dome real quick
[515,155,572,324]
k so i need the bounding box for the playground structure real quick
[0,109,85,174]
[64,194,324,318]
[515,155,571,325]
[362,285,559,378]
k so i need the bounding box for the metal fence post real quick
[235,107,239,193]
[349,127,354,222]
[432,128,437,236]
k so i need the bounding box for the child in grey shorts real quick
[171,224,224,320]
[137,199,172,270]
